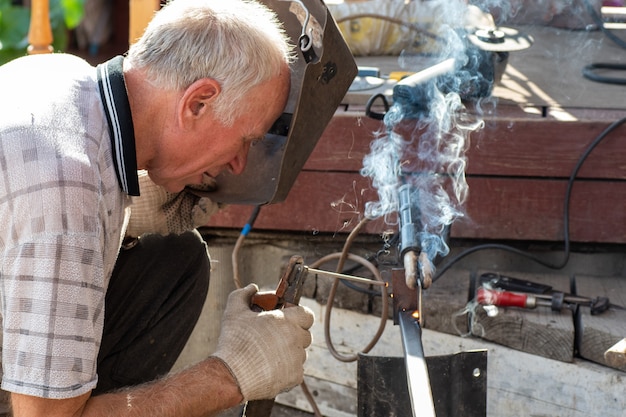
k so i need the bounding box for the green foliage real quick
[0,0,84,65]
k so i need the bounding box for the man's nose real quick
[228,142,251,175]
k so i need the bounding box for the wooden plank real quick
[604,338,626,369]
[574,274,626,372]
[207,173,626,243]
[422,328,626,417]
[455,177,626,242]
[307,110,626,179]
[266,297,626,417]
[469,271,575,363]
[469,119,626,179]
[422,269,472,335]
[128,0,160,44]
[304,111,382,172]
[207,172,386,235]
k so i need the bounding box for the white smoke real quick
[360,0,486,265]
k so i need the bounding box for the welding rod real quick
[304,267,387,288]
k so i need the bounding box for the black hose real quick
[433,116,626,282]
[582,62,626,85]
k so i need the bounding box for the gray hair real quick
[127,0,294,126]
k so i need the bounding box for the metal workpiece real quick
[398,310,437,417]
[357,348,488,417]
[202,0,358,205]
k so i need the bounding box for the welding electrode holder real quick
[398,184,432,290]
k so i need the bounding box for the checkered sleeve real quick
[1,235,105,398]
[0,56,127,398]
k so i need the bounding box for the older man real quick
[0,0,314,416]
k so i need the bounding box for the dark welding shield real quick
[199,0,357,205]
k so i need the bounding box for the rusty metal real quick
[392,268,418,324]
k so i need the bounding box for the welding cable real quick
[335,14,442,43]
[310,217,390,363]
[433,116,626,282]
[232,205,262,289]
[581,0,626,84]
[582,62,626,85]
[311,252,388,362]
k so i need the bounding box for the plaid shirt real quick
[0,54,136,398]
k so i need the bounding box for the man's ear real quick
[180,78,221,123]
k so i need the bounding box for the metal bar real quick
[305,267,387,287]
[398,310,437,417]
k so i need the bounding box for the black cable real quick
[581,0,626,84]
[433,116,626,282]
[582,0,626,50]
[583,62,626,85]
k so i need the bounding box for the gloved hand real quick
[212,284,315,401]
[126,170,224,237]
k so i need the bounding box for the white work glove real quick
[126,170,223,237]
[212,284,315,401]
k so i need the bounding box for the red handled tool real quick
[476,287,624,315]
[476,288,551,309]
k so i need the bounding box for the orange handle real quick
[250,293,280,312]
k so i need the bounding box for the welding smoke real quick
[360,0,486,274]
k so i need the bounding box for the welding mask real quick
[202,0,357,205]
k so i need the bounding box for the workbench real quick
[207,25,626,244]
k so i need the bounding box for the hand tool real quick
[476,287,624,315]
[242,257,387,417]
[242,255,308,417]
[477,272,625,315]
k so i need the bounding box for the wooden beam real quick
[604,338,626,368]
[129,0,160,45]
[27,0,53,54]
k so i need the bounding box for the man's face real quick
[148,70,290,193]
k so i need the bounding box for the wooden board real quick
[207,173,626,243]
[422,268,473,335]
[205,25,626,244]
[574,274,626,372]
[469,270,575,363]
[456,177,626,242]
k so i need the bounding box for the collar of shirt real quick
[97,55,140,196]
